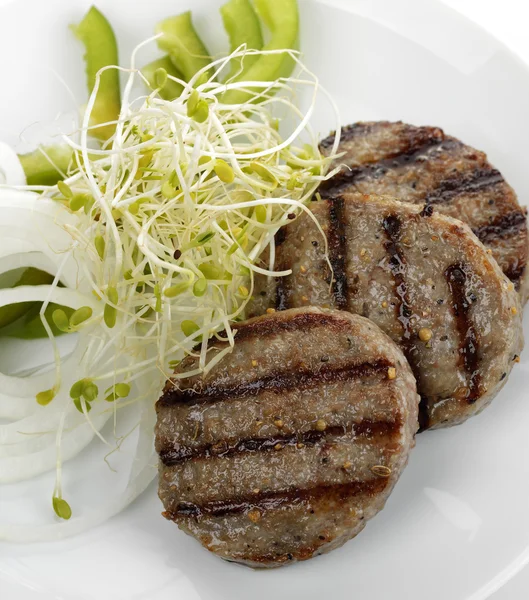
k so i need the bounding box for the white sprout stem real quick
[0,42,341,533]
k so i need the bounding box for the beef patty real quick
[156,307,419,567]
[319,121,529,302]
[249,194,523,430]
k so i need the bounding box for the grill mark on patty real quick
[472,211,527,243]
[381,215,413,351]
[327,197,349,309]
[444,264,481,403]
[166,479,389,519]
[319,137,454,197]
[318,121,529,295]
[160,359,393,407]
[159,419,401,465]
[424,167,505,206]
[382,214,428,421]
[274,227,290,311]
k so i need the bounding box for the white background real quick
[440,3,529,597]
[0,1,528,598]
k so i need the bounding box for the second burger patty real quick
[249,193,523,430]
[319,121,529,302]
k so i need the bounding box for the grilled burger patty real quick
[249,194,523,430]
[156,307,419,567]
[319,121,529,301]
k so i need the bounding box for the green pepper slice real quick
[72,6,121,141]
[220,0,264,80]
[142,56,185,101]
[156,11,212,83]
[3,302,74,339]
[18,145,73,186]
[222,0,299,104]
[0,268,54,330]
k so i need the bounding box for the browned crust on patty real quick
[319,121,529,301]
[156,307,419,567]
[249,194,523,430]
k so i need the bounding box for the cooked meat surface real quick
[156,307,419,568]
[250,194,523,430]
[319,121,529,302]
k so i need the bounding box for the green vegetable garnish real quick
[254,205,267,223]
[72,6,121,141]
[164,282,191,298]
[3,303,74,340]
[214,159,235,184]
[82,382,99,402]
[69,306,93,328]
[57,181,73,198]
[142,56,185,101]
[186,90,200,116]
[105,382,131,402]
[181,319,200,338]
[104,286,118,328]
[220,0,264,79]
[2,2,339,530]
[69,379,87,399]
[198,263,223,280]
[52,308,70,333]
[0,268,54,330]
[94,235,106,259]
[73,397,92,413]
[69,194,89,212]
[156,11,212,82]
[222,0,299,104]
[36,389,56,406]
[52,496,72,520]
[114,383,130,398]
[193,278,207,297]
[18,145,73,186]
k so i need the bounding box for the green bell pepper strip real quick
[156,11,212,83]
[2,302,74,340]
[0,268,54,330]
[255,0,299,79]
[142,56,185,101]
[222,0,299,104]
[18,145,73,186]
[72,6,121,141]
[220,0,264,80]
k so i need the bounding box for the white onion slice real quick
[0,367,81,443]
[0,411,111,483]
[0,249,78,290]
[0,238,36,259]
[0,403,157,542]
[0,142,26,186]
[0,459,156,542]
[0,392,36,420]
[0,285,96,311]
[0,189,63,214]
[0,287,97,397]
[0,251,57,278]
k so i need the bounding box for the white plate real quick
[1,0,529,598]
